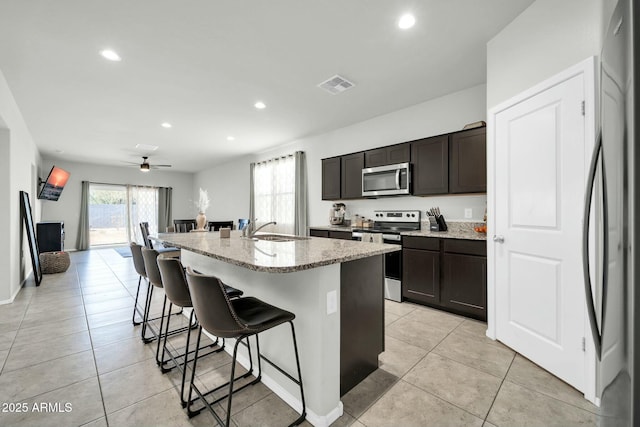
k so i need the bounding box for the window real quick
[251,151,308,236]
[253,155,296,235]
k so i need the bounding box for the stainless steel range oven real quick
[352,210,421,302]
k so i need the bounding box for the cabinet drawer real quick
[329,230,353,240]
[309,229,329,238]
[402,236,439,251]
[443,239,486,256]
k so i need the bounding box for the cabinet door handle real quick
[493,235,504,244]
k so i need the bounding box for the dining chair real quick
[207,221,234,231]
[174,219,197,233]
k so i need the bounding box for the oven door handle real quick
[382,234,402,242]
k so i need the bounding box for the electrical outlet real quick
[327,290,337,315]
[464,208,473,219]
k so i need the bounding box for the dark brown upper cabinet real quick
[449,127,487,193]
[364,143,410,168]
[411,135,449,195]
[341,152,365,199]
[322,157,341,200]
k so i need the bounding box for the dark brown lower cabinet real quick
[402,236,487,321]
[402,248,440,305]
[441,253,487,319]
[309,228,353,240]
[341,255,384,396]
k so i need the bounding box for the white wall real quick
[40,159,195,250]
[195,84,488,228]
[0,70,42,303]
[486,0,603,109]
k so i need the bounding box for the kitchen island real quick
[151,231,399,427]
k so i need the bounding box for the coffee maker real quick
[330,203,346,225]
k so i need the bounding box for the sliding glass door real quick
[89,183,159,247]
[89,184,128,246]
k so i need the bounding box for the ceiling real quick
[0,0,534,173]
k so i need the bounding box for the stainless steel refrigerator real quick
[583,0,639,424]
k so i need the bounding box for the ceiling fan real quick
[125,156,172,172]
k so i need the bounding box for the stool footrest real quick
[187,370,255,416]
[239,340,302,387]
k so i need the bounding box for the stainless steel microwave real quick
[362,162,411,197]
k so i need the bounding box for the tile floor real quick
[0,248,600,426]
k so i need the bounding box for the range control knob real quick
[411,213,416,217]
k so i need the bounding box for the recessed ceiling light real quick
[135,143,159,151]
[161,122,172,128]
[254,101,266,110]
[227,136,235,141]
[55,149,65,154]
[398,13,416,29]
[100,49,121,61]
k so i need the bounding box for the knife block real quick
[428,215,448,231]
[436,215,448,231]
[428,216,439,231]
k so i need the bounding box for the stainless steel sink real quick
[252,234,310,242]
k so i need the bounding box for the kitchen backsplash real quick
[327,193,487,224]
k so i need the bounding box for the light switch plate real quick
[327,290,337,315]
[464,208,472,219]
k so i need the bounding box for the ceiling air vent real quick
[318,75,355,95]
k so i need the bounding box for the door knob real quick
[493,235,505,243]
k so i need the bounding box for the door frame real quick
[486,57,598,404]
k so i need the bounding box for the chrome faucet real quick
[244,220,277,238]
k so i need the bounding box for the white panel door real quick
[494,73,587,391]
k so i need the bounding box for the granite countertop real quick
[309,222,487,241]
[402,221,487,241]
[151,230,399,273]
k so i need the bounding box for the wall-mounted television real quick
[38,166,70,201]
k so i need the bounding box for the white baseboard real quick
[0,282,27,305]
[223,338,343,427]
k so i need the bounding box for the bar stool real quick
[156,257,244,407]
[140,222,179,252]
[131,243,181,339]
[185,267,306,426]
[141,248,195,348]
[129,242,147,326]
